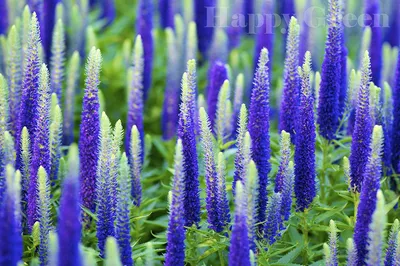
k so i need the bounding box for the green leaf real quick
[131,213,152,222]
[197,244,225,260]
[314,203,347,223]
[385,196,399,214]
[309,224,331,232]
[81,206,98,221]
[152,137,169,159]
[336,191,354,202]
[219,140,236,150]
[143,220,168,228]
[309,260,325,266]
[288,226,302,243]
[275,244,303,264]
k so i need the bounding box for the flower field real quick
[0,0,400,265]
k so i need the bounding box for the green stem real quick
[218,250,225,266]
[301,210,309,265]
[131,206,141,241]
[186,227,199,266]
[320,140,330,202]
[336,109,351,136]
[353,192,360,221]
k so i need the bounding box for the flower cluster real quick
[0,0,400,265]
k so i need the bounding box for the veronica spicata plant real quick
[229,182,251,266]
[177,61,200,227]
[317,0,342,140]
[165,139,186,266]
[249,48,271,228]
[27,64,51,230]
[79,47,101,220]
[295,52,316,211]
[57,144,82,266]
[354,125,384,265]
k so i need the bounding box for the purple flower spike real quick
[62,51,80,145]
[186,60,199,132]
[136,0,153,101]
[37,168,51,265]
[68,2,88,58]
[101,0,116,27]
[0,75,9,198]
[264,193,282,245]
[0,166,23,266]
[50,18,65,102]
[365,190,386,266]
[0,0,8,35]
[346,69,360,135]
[280,17,300,138]
[354,125,384,266]
[27,0,57,61]
[347,238,358,266]
[325,220,339,266]
[19,127,31,232]
[229,182,251,266]
[27,64,52,230]
[79,47,102,220]
[130,125,142,206]
[275,131,291,193]
[299,0,311,61]
[350,51,372,191]
[364,0,382,86]
[159,0,177,28]
[275,131,294,223]
[382,83,393,176]
[244,0,254,34]
[280,0,296,43]
[246,160,258,252]
[338,30,348,117]
[49,97,63,181]
[254,0,274,73]
[392,52,400,174]
[207,61,228,129]
[109,121,124,218]
[97,113,115,258]
[162,29,180,140]
[280,161,294,223]
[281,0,295,17]
[58,144,82,266]
[199,108,228,232]
[177,62,200,227]
[385,3,400,47]
[216,152,230,229]
[115,153,133,266]
[233,105,250,193]
[231,74,245,138]
[249,48,271,228]
[165,139,186,266]
[199,107,219,231]
[18,12,41,155]
[227,0,244,49]
[384,219,399,266]
[42,0,59,61]
[27,1,43,34]
[317,0,342,140]
[294,52,316,211]
[6,26,22,138]
[126,36,144,163]
[209,28,229,64]
[195,0,215,57]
